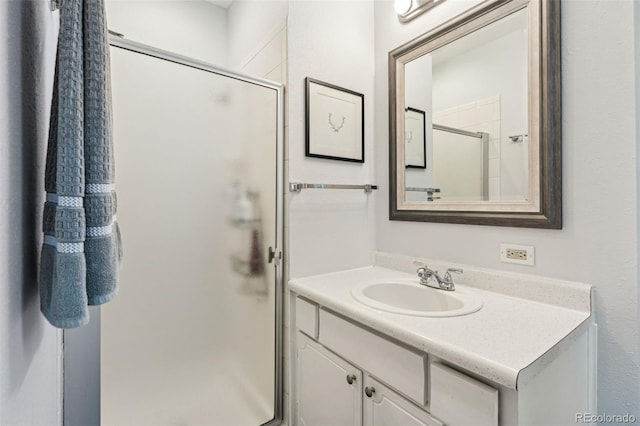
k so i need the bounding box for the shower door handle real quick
[268,246,281,265]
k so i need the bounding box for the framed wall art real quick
[404,107,426,168]
[305,77,365,163]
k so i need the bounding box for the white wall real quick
[374,0,638,417]
[225,0,287,81]
[287,0,376,280]
[0,2,62,425]
[227,0,287,69]
[106,0,229,65]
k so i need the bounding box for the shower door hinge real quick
[268,246,282,266]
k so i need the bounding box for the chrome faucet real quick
[415,263,463,291]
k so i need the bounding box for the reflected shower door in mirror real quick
[403,8,527,204]
[390,0,561,228]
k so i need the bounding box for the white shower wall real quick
[227,0,288,71]
[105,0,229,65]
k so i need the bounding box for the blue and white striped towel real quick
[40,0,122,328]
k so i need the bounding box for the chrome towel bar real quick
[405,187,440,193]
[289,182,378,193]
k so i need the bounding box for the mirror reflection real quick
[403,8,528,203]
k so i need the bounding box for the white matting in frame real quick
[305,77,364,163]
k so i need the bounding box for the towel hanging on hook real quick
[40,0,123,328]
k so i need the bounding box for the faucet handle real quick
[416,266,427,278]
[444,268,463,281]
[413,261,427,275]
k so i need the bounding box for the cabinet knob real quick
[364,386,376,398]
[346,374,356,385]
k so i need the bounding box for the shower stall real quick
[64,37,283,426]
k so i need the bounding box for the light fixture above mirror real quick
[394,0,447,22]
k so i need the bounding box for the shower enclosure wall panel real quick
[101,46,279,425]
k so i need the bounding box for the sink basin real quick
[351,279,482,317]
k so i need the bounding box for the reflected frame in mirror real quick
[405,107,427,169]
[389,0,561,228]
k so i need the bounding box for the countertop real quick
[288,264,593,390]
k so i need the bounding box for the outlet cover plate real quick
[500,244,535,266]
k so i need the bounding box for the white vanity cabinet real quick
[289,262,596,426]
[292,297,489,426]
[296,333,443,426]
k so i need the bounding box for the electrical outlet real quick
[506,248,527,260]
[500,244,535,266]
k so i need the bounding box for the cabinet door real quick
[429,362,498,426]
[296,333,362,426]
[363,377,443,426]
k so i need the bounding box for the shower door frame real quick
[62,37,285,426]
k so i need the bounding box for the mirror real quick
[389,0,561,228]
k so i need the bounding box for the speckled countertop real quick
[288,254,593,390]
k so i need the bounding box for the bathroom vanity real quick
[288,253,596,425]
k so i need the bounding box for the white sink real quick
[351,279,483,317]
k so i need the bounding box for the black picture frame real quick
[305,77,365,163]
[404,107,427,169]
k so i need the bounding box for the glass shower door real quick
[101,45,281,426]
[432,128,486,202]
